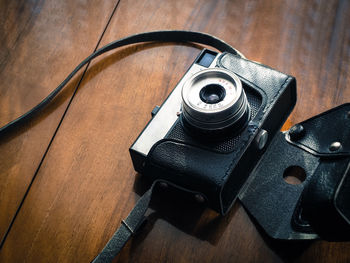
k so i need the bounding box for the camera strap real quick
[91,180,158,263]
[0,31,243,263]
[91,179,205,263]
[0,30,243,136]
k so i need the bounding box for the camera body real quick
[130,49,296,214]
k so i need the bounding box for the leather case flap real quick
[286,104,350,156]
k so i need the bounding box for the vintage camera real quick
[130,49,296,215]
[129,49,350,241]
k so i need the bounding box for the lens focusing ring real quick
[181,68,249,133]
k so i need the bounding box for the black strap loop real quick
[91,180,159,263]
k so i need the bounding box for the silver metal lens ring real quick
[181,68,250,132]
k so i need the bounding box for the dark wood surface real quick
[0,0,349,262]
[0,0,118,246]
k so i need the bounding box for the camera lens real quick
[181,68,250,135]
[199,84,226,104]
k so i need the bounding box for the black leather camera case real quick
[143,52,296,214]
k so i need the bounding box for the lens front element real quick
[181,68,250,134]
[199,84,226,104]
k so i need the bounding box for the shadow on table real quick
[242,207,313,262]
[133,173,313,263]
[132,173,240,247]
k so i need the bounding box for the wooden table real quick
[1,0,350,262]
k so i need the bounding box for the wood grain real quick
[1,0,350,262]
[0,0,118,246]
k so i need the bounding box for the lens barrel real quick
[181,68,250,135]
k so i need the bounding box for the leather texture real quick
[286,104,350,156]
[293,104,350,240]
[218,53,294,105]
[300,158,350,241]
[335,167,350,224]
[147,140,232,210]
[238,131,320,240]
[146,53,296,214]
[239,104,350,241]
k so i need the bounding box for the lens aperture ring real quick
[181,68,250,133]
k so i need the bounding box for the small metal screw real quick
[176,111,182,116]
[289,124,305,141]
[255,129,268,150]
[329,141,342,152]
[194,194,205,203]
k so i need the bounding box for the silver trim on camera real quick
[181,68,249,131]
[130,56,219,157]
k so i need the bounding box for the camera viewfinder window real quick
[196,50,217,67]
